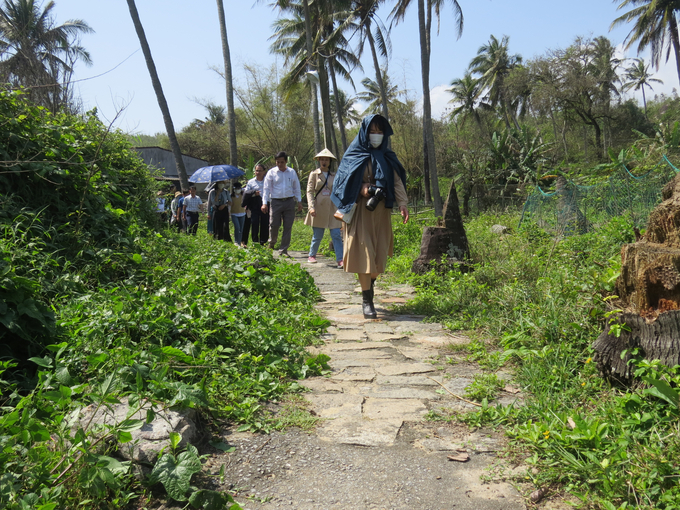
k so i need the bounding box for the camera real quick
[365,185,385,211]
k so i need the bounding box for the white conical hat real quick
[314,148,337,160]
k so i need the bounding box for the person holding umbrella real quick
[305,149,343,267]
[207,181,231,241]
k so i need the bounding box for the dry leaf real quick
[567,417,576,430]
[503,385,521,394]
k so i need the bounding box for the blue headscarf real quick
[331,114,407,213]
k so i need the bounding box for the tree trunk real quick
[366,28,389,122]
[418,0,442,216]
[126,0,189,190]
[328,58,348,154]
[669,13,680,88]
[593,173,680,381]
[301,0,321,153]
[423,136,431,204]
[317,54,337,155]
[216,0,238,167]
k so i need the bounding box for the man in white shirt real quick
[261,151,302,256]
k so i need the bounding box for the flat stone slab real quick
[363,398,428,421]
[325,313,368,324]
[329,350,392,360]
[444,378,474,394]
[317,417,404,446]
[410,334,452,347]
[305,394,363,418]
[374,374,442,386]
[366,332,405,342]
[375,363,437,376]
[446,333,471,346]
[327,342,388,351]
[334,330,367,341]
[396,347,437,361]
[330,360,375,369]
[363,323,395,334]
[330,368,376,382]
[366,388,439,400]
[299,379,345,393]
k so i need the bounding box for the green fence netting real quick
[519,157,679,235]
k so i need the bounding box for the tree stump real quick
[593,173,680,379]
[411,179,470,274]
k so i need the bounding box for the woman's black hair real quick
[368,116,385,132]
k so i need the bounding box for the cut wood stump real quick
[411,179,470,274]
[593,173,680,380]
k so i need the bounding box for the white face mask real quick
[369,133,384,148]
[217,183,224,190]
[235,188,242,194]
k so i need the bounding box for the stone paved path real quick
[299,251,520,449]
[209,250,527,509]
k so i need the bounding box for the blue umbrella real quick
[189,164,245,183]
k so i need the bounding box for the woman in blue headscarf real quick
[331,114,409,319]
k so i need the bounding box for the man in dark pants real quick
[261,152,302,256]
[182,186,202,235]
[243,163,268,245]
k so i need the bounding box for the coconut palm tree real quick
[448,72,481,128]
[331,88,361,125]
[216,0,238,167]
[468,34,522,130]
[611,0,680,86]
[125,0,189,190]
[390,0,464,216]
[349,0,391,122]
[356,70,402,113]
[0,0,93,111]
[270,1,359,155]
[622,57,663,115]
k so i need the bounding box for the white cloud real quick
[415,84,452,120]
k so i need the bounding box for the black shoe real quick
[362,290,377,319]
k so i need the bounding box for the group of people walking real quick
[169,114,409,320]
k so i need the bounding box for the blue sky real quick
[53,0,677,135]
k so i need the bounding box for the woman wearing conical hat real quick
[305,148,344,267]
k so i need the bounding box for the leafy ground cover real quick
[387,211,680,509]
[0,91,328,509]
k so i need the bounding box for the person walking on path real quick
[231,181,246,246]
[305,149,343,267]
[331,114,409,319]
[261,151,302,257]
[243,164,268,246]
[170,191,182,232]
[183,185,204,236]
[207,181,231,241]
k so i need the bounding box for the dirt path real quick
[207,251,526,509]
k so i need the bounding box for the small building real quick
[134,146,208,190]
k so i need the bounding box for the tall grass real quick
[388,212,680,509]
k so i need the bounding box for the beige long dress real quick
[343,161,408,274]
[304,168,342,230]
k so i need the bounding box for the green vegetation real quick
[0,91,327,509]
[388,211,680,509]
